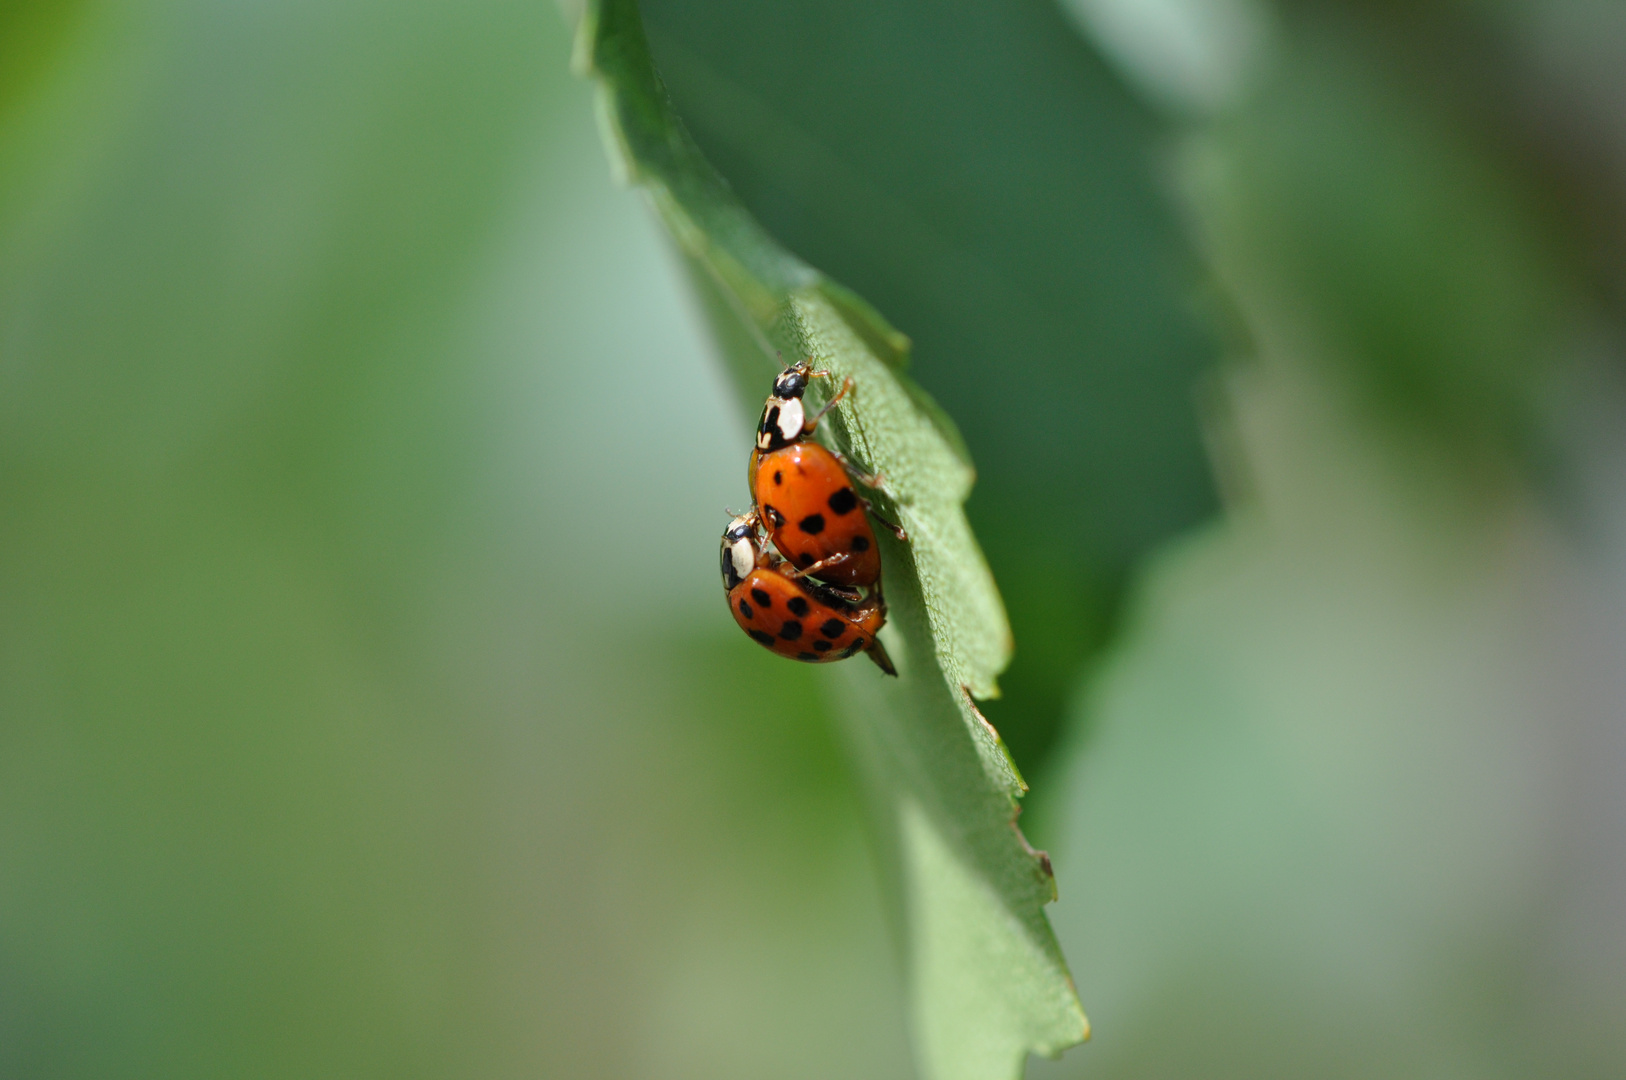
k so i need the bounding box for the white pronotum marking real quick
[731,539,755,582]
[776,397,804,441]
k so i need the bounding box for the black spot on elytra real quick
[827,487,858,515]
[813,640,832,652]
[820,618,845,639]
[779,620,803,641]
[850,535,870,552]
[738,599,753,620]
[765,505,784,527]
[797,652,818,661]
[797,553,814,568]
[751,588,771,608]
[787,596,810,617]
[748,629,775,647]
[773,470,782,486]
[799,513,825,535]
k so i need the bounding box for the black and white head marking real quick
[772,366,810,399]
[720,513,761,591]
[757,361,814,450]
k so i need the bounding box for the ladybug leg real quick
[859,497,909,543]
[849,580,886,623]
[819,582,864,605]
[780,552,851,580]
[830,454,907,542]
[829,450,887,490]
[803,375,853,433]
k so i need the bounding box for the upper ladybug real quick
[755,359,848,452]
[748,358,907,586]
[754,441,882,586]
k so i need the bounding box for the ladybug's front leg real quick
[803,375,853,434]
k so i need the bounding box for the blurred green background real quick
[4,0,1626,1078]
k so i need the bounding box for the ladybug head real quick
[720,512,762,592]
[772,361,812,400]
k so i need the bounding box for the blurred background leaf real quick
[0,0,89,120]
[0,2,915,1077]
[1029,1,1626,1077]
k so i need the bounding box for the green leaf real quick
[1183,24,1578,458]
[602,0,1223,773]
[0,0,89,122]
[575,0,1089,1074]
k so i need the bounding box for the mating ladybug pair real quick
[720,360,904,675]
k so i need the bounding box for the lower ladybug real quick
[752,440,904,587]
[720,513,896,676]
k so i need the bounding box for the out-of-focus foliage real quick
[577,2,1086,1073]
[0,0,88,118]
[1030,1,1626,1077]
[635,0,1221,774]
[1189,14,1579,454]
[0,3,914,1077]
[1034,354,1626,1080]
